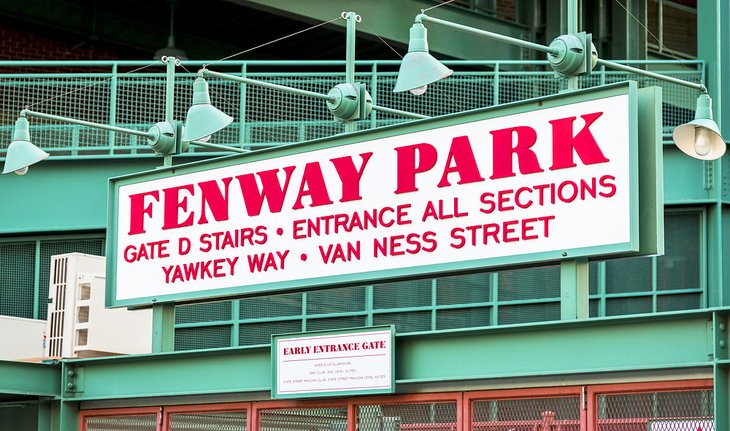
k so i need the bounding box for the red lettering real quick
[522,217,538,240]
[490,126,544,179]
[437,136,485,187]
[128,190,159,235]
[515,187,532,209]
[599,175,617,197]
[162,184,195,230]
[235,166,295,216]
[330,152,373,202]
[197,178,233,224]
[293,162,334,209]
[549,112,609,170]
[502,220,519,242]
[498,189,515,211]
[394,143,438,194]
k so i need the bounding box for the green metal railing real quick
[0,59,704,159]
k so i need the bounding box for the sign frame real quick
[106,81,658,308]
[271,325,395,399]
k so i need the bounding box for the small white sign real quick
[274,328,393,397]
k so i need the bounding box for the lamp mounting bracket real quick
[548,32,596,77]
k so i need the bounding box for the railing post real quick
[239,63,248,150]
[344,11,358,134]
[108,62,118,154]
[493,62,500,106]
[370,62,378,129]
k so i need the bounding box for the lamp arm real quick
[201,69,332,101]
[188,140,250,153]
[201,69,427,120]
[371,105,429,119]
[416,13,706,93]
[20,109,152,139]
[21,108,249,155]
[594,59,707,93]
[417,13,559,56]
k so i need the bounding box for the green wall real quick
[0,157,198,235]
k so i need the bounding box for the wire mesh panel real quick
[596,389,713,430]
[257,406,347,431]
[84,413,158,431]
[589,209,705,318]
[0,60,703,159]
[472,396,581,431]
[174,325,231,351]
[0,242,35,318]
[357,400,458,431]
[176,301,233,324]
[0,75,114,154]
[496,266,561,325]
[169,410,247,431]
[239,320,303,347]
[307,285,366,315]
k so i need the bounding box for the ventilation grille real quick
[47,256,68,357]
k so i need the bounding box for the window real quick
[590,208,704,317]
[647,0,697,58]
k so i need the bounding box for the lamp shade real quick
[2,116,49,175]
[182,77,233,142]
[393,22,453,93]
[672,93,726,160]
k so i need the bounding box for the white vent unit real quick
[0,316,45,360]
[46,253,152,358]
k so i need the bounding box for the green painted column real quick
[698,0,729,310]
[150,55,178,353]
[559,0,590,321]
[697,0,729,421]
[560,258,590,319]
[53,400,78,431]
[713,311,730,431]
[151,303,176,353]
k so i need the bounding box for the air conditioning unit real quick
[0,316,45,360]
[45,253,153,358]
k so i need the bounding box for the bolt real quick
[67,382,75,390]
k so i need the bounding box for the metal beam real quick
[58,310,722,401]
[62,348,272,401]
[0,158,162,235]
[0,360,60,398]
[395,311,715,383]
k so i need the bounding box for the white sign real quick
[274,328,393,397]
[110,89,635,305]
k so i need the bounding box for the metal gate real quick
[80,380,714,431]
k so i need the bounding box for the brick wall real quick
[0,17,143,61]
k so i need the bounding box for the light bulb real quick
[198,135,211,143]
[410,85,428,96]
[694,127,713,157]
[14,167,28,175]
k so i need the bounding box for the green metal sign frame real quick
[106,81,659,308]
[271,325,395,399]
